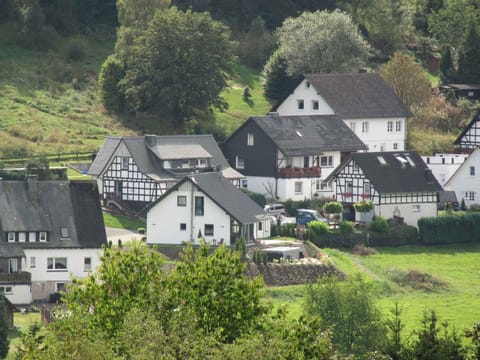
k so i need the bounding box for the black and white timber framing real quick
[454,111,480,153]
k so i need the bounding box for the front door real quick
[115,181,123,200]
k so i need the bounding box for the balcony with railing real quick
[0,272,31,285]
[276,166,321,178]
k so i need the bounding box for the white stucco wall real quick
[4,285,31,305]
[255,218,271,239]
[147,182,232,245]
[445,148,480,207]
[422,154,467,187]
[375,203,437,228]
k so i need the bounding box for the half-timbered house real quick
[221,114,367,201]
[143,173,270,246]
[445,147,480,208]
[327,152,442,227]
[270,72,412,152]
[0,180,106,305]
[88,135,243,211]
[453,110,480,153]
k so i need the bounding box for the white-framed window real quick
[294,181,303,194]
[9,258,18,273]
[30,257,36,268]
[180,223,187,231]
[393,143,398,150]
[362,121,369,133]
[247,133,254,146]
[18,232,26,242]
[177,195,187,207]
[60,227,69,239]
[0,287,13,295]
[204,224,214,236]
[84,257,92,271]
[47,257,67,271]
[241,178,248,189]
[195,196,204,216]
[297,99,304,110]
[121,156,129,170]
[7,232,15,243]
[258,221,263,231]
[196,159,207,168]
[470,166,476,176]
[320,156,333,167]
[28,232,36,242]
[56,282,67,292]
[364,182,371,195]
[312,100,319,110]
[317,180,329,191]
[395,120,402,132]
[387,121,393,132]
[412,205,421,212]
[235,156,245,169]
[466,192,476,201]
[346,182,353,194]
[39,232,47,242]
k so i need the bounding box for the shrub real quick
[323,201,343,216]
[339,220,355,235]
[354,200,374,213]
[370,217,388,233]
[65,38,87,62]
[271,223,297,238]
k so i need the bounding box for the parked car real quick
[296,209,328,226]
[264,203,286,216]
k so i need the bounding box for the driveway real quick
[105,227,144,245]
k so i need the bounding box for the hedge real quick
[418,213,480,244]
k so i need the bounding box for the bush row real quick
[418,213,480,244]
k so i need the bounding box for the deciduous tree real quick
[456,20,480,84]
[275,10,371,76]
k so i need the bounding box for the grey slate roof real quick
[145,173,266,224]
[0,180,106,248]
[272,73,413,119]
[331,151,442,193]
[88,135,242,180]
[251,115,367,155]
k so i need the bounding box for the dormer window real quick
[28,232,36,242]
[377,156,387,165]
[39,232,47,242]
[18,232,26,242]
[7,232,15,243]
[196,159,207,168]
[60,227,70,239]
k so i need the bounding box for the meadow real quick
[266,243,480,337]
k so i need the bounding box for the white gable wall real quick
[445,148,480,207]
[24,248,102,301]
[375,203,437,228]
[4,285,31,305]
[147,182,232,245]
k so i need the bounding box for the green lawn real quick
[103,212,145,231]
[265,244,480,337]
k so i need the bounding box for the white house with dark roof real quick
[327,151,442,227]
[0,180,106,304]
[445,147,480,208]
[88,135,243,212]
[271,73,412,152]
[221,114,367,201]
[143,173,270,246]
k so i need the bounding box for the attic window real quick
[305,81,310,88]
[296,130,303,137]
[312,100,319,110]
[60,227,70,239]
[405,155,415,167]
[395,155,408,167]
[377,156,387,165]
[297,99,304,110]
[7,232,15,243]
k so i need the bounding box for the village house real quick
[326,151,442,227]
[270,72,412,152]
[421,153,468,187]
[88,135,243,212]
[0,180,106,305]
[221,114,367,201]
[143,173,270,246]
[445,147,480,208]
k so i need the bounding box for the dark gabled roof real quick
[453,110,480,145]
[272,73,413,119]
[144,173,266,224]
[329,151,442,193]
[0,180,106,248]
[88,135,242,180]
[250,115,367,155]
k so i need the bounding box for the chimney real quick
[144,134,156,147]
